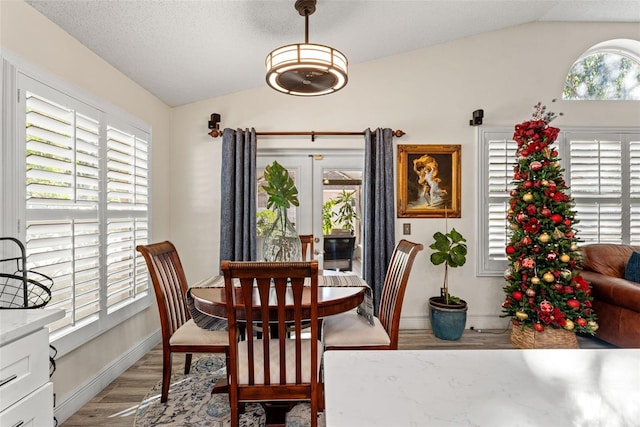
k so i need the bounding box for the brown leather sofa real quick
[580,244,640,347]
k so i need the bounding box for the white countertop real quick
[0,309,64,346]
[323,349,640,427]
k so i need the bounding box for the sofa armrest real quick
[582,271,640,313]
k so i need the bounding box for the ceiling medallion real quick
[265,0,348,96]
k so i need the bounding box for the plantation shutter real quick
[478,131,516,274]
[567,133,623,243]
[629,136,640,244]
[25,90,102,333]
[106,126,149,311]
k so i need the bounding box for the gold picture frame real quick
[397,144,461,218]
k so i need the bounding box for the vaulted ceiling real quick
[26,0,640,106]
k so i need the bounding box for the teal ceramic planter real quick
[429,297,468,341]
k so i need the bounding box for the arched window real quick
[563,39,640,100]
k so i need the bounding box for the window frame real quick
[477,126,640,276]
[1,53,152,357]
[563,38,640,101]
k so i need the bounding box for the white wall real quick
[1,0,172,419]
[171,21,640,330]
[2,1,639,420]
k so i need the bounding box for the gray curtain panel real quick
[362,128,396,315]
[219,128,257,263]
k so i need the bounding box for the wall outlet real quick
[403,223,411,235]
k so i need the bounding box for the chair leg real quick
[161,350,172,403]
[230,396,240,427]
[184,353,193,374]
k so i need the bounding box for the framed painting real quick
[397,144,461,218]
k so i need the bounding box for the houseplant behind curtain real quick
[362,128,396,315]
[219,128,257,262]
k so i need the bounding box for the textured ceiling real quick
[26,0,640,107]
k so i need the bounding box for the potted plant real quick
[261,161,302,261]
[333,189,360,234]
[428,227,468,340]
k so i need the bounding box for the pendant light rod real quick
[304,12,309,43]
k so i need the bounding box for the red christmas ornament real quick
[540,300,553,313]
[511,291,523,301]
[563,219,572,227]
[567,299,580,309]
[506,245,516,255]
[550,214,563,224]
[533,323,545,332]
[540,207,551,217]
[576,318,588,327]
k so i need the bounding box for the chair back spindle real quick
[299,234,314,261]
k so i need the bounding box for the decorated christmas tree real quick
[502,102,598,336]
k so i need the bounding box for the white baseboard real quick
[54,329,161,425]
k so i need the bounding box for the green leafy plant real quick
[322,199,337,235]
[261,161,299,210]
[429,228,467,305]
[334,190,360,232]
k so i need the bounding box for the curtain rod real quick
[208,129,405,141]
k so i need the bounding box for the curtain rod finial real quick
[209,129,222,138]
[393,130,405,138]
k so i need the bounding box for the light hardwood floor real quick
[59,328,613,427]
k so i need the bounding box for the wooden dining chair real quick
[136,241,229,403]
[221,260,322,427]
[322,239,423,350]
[299,234,314,261]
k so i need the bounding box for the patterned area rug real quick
[134,355,324,427]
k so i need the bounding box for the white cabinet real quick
[0,309,63,427]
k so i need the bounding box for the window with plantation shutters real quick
[3,68,152,355]
[478,127,640,276]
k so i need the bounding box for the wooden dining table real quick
[190,275,367,321]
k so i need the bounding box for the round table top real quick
[191,286,365,321]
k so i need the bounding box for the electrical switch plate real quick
[403,223,411,235]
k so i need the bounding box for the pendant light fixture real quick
[265,0,348,96]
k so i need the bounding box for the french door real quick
[257,149,364,266]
